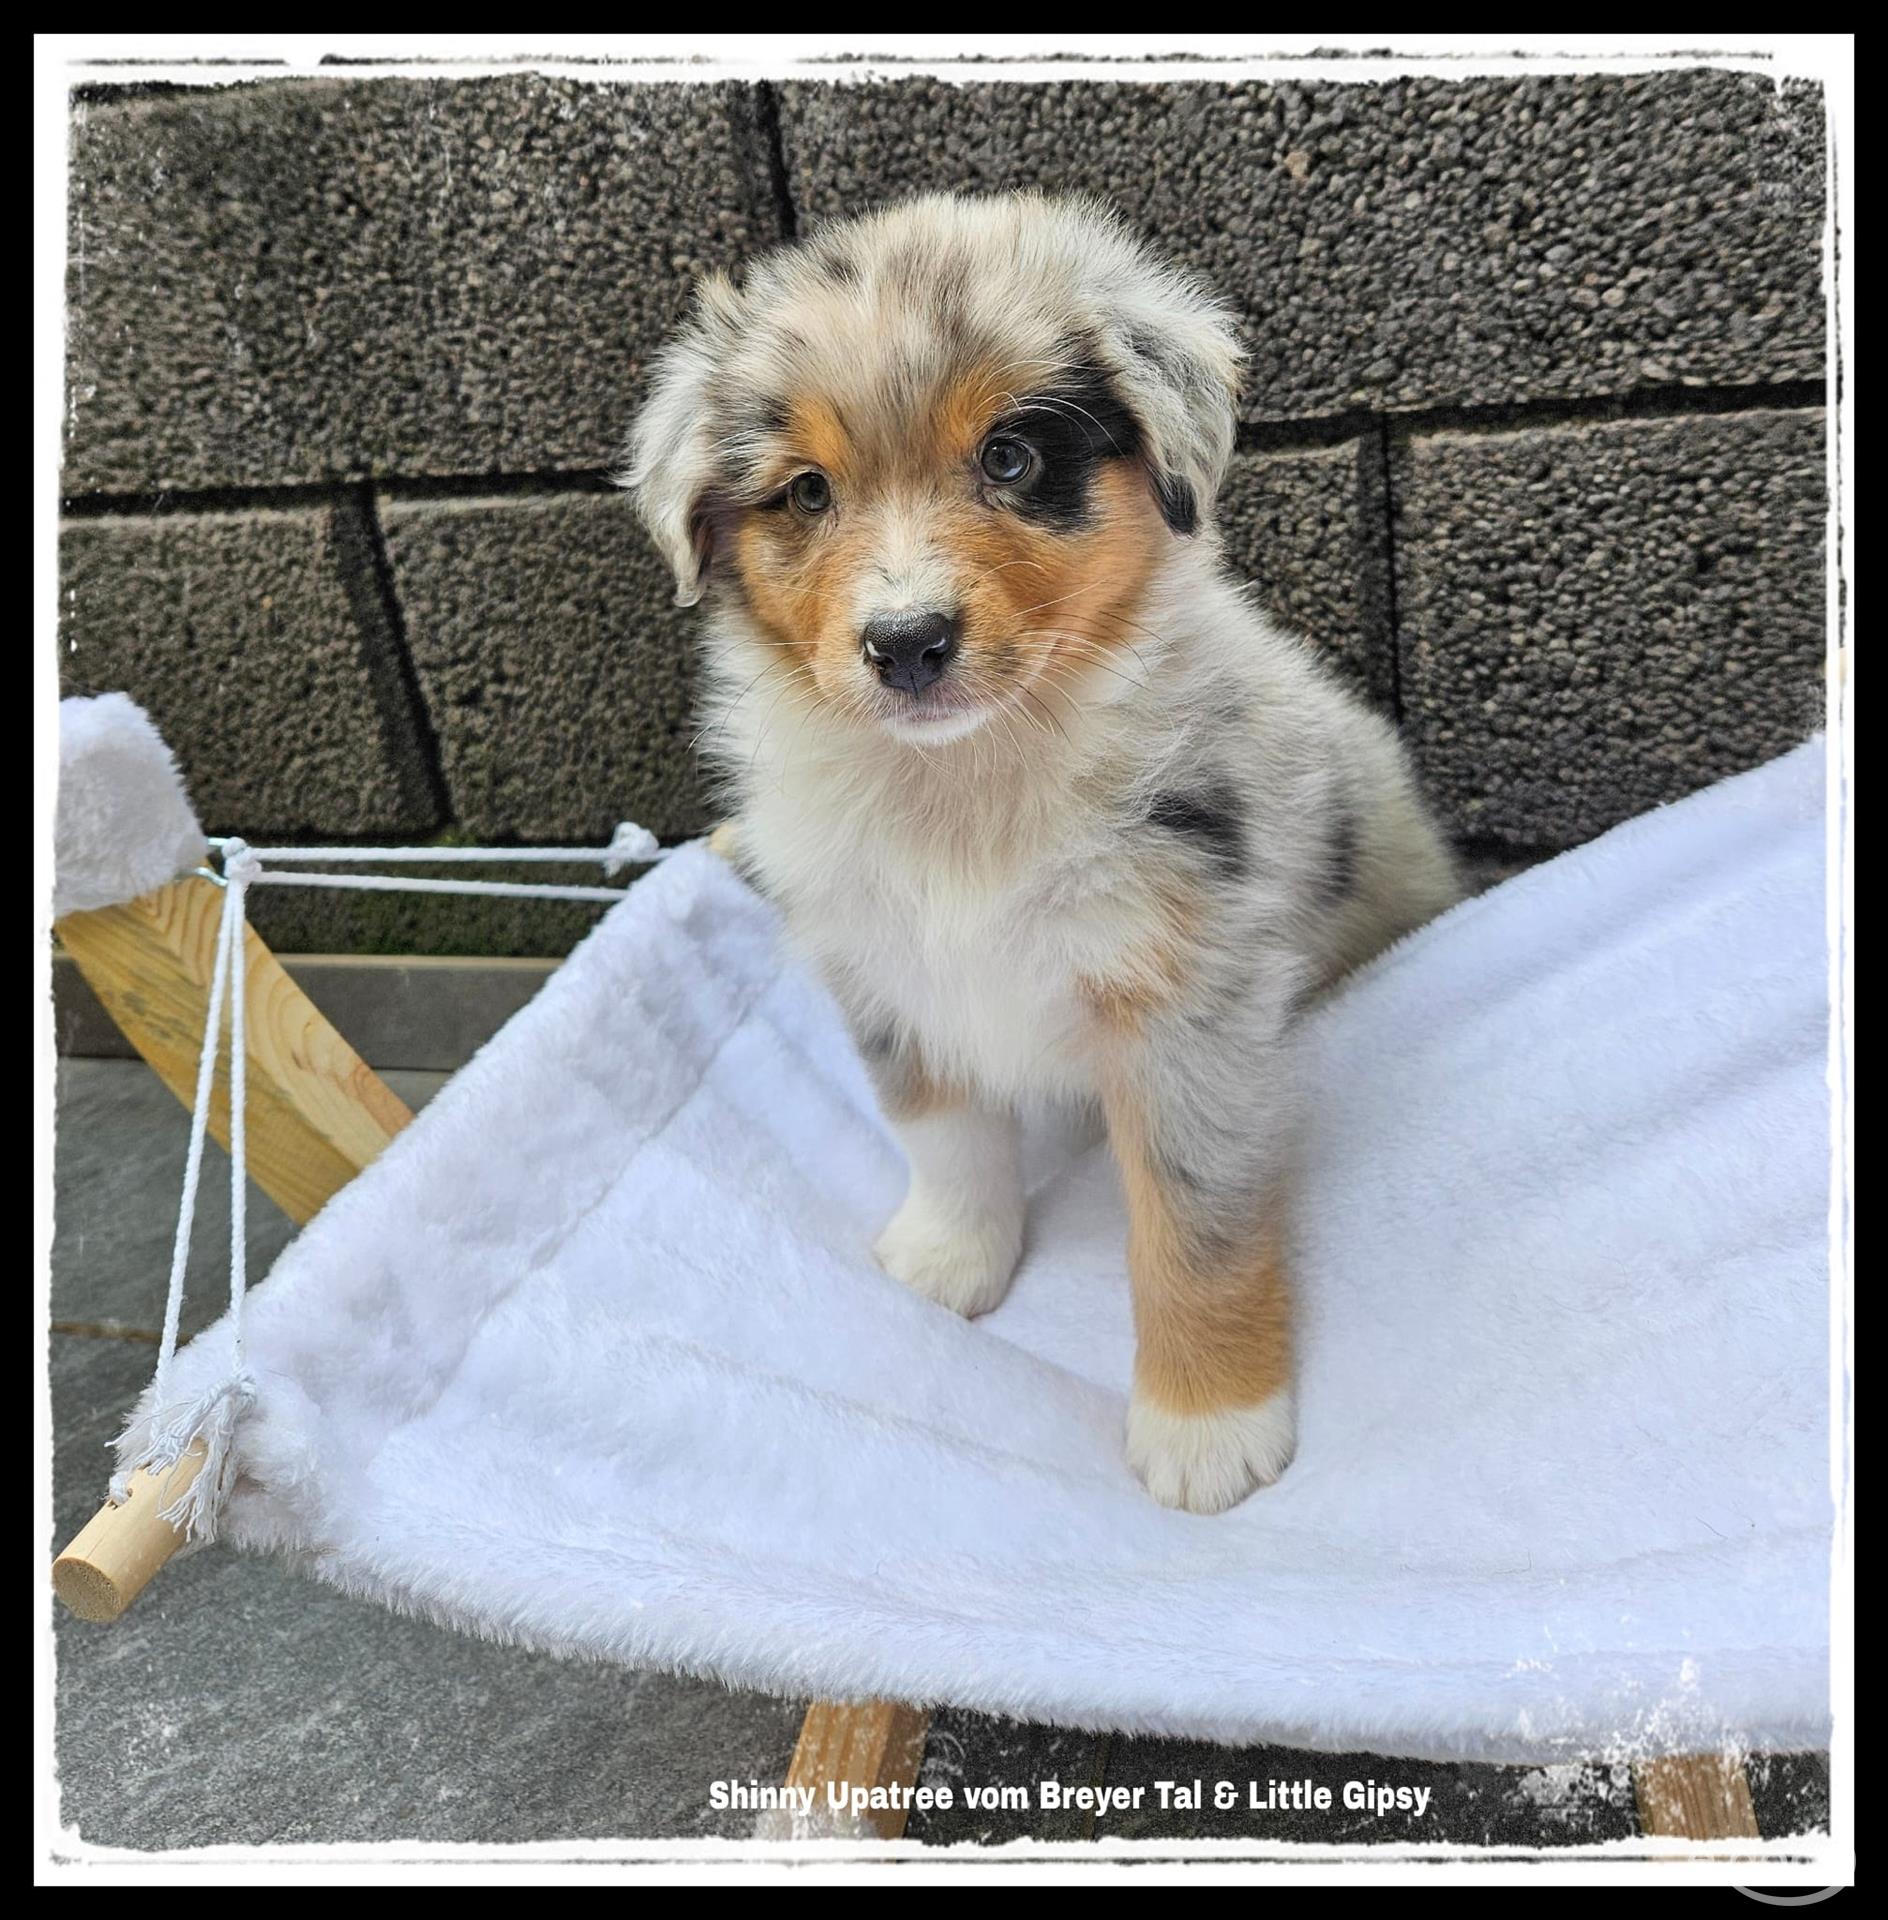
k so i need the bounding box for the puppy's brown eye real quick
[980,437,1034,485]
[788,471,832,514]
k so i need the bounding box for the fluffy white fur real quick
[1125,1390,1297,1516]
[872,1106,1025,1317]
[55,693,204,919]
[123,741,1832,1763]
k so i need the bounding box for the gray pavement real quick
[49,1059,1829,1851]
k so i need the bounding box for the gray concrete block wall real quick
[777,74,1827,419]
[59,70,1830,954]
[59,499,439,834]
[379,489,704,842]
[1396,408,1828,845]
[1218,438,1393,709]
[66,76,784,492]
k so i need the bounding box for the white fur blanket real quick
[112,740,1833,1764]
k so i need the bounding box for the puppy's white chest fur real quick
[853,876,1093,1102]
[742,787,1125,1104]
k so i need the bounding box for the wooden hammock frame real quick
[49,870,1758,1845]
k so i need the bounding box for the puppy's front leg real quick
[1096,1000,1299,1514]
[860,1032,1024,1318]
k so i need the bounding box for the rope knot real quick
[219,837,262,887]
[604,820,662,878]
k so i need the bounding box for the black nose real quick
[861,610,960,695]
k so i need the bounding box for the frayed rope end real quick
[108,1373,256,1546]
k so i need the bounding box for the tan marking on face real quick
[950,462,1167,705]
[929,362,1013,466]
[731,513,822,674]
[789,395,856,490]
[729,390,894,705]
[1104,1083,1296,1418]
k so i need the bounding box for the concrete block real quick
[779,72,1825,422]
[379,487,707,842]
[59,499,441,836]
[1746,1752,1833,1840]
[65,76,784,493]
[1394,408,1827,847]
[1218,437,1391,710]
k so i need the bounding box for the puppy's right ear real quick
[620,272,744,608]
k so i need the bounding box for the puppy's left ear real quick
[1096,266,1244,537]
[619,272,744,607]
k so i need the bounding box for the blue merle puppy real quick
[627,192,1461,1511]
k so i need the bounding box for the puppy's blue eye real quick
[788,471,832,514]
[980,437,1034,485]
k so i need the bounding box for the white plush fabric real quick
[128,741,1833,1763]
[55,694,205,919]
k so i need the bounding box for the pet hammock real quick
[50,694,1835,1840]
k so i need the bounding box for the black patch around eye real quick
[1147,782,1248,880]
[995,362,1143,530]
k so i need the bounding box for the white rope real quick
[233,845,625,862]
[113,819,680,1541]
[149,879,237,1400]
[232,870,632,904]
[225,854,252,1372]
[108,871,256,1531]
[215,819,665,876]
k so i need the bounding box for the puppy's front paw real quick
[874,1188,1022,1318]
[1126,1389,1296,1514]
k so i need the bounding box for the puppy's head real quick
[624,194,1242,744]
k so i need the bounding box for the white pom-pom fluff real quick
[54,694,205,919]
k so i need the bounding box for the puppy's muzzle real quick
[862,611,960,696]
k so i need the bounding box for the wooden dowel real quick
[782,1700,934,1840]
[1634,1753,1761,1839]
[54,1454,206,1623]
